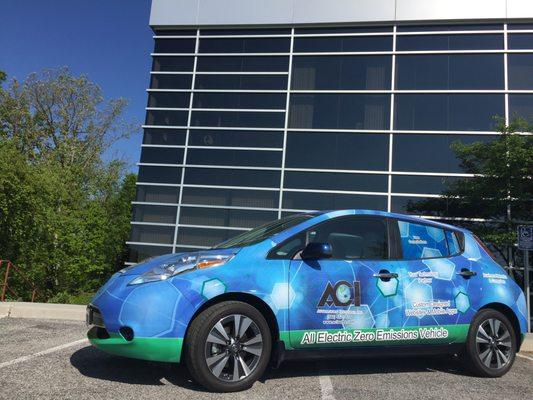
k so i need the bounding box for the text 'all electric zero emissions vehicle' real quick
[87,210,528,392]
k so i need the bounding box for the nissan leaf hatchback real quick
[87,210,527,392]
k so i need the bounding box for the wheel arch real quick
[185,292,280,345]
[479,302,523,352]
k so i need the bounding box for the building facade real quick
[128,0,533,263]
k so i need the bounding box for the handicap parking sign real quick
[518,225,533,250]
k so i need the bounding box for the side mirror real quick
[301,242,333,260]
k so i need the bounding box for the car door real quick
[397,219,473,343]
[286,215,404,349]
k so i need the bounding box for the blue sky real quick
[0,0,154,171]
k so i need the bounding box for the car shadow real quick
[71,345,470,390]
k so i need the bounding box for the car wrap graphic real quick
[88,210,527,362]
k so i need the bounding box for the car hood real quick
[118,247,241,276]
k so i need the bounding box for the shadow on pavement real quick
[71,345,468,389]
[70,346,203,390]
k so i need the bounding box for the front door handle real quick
[457,269,477,278]
[373,271,398,281]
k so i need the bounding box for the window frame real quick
[267,215,396,261]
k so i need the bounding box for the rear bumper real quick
[87,325,184,363]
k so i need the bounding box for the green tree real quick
[0,69,138,302]
[407,119,533,266]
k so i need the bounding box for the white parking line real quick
[517,353,533,362]
[319,374,335,400]
[0,338,89,369]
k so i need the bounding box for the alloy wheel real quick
[476,318,512,370]
[204,314,263,382]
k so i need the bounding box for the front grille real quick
[86,304,105,328]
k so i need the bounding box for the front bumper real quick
[86,273,198,363]
[87,325,183,362]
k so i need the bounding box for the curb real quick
[522,334,533,352]
[0,302,85,321]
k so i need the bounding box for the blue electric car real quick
[87,210,527,392]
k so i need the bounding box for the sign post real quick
[518,225,532,333]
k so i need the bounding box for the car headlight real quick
[128,252,234,285]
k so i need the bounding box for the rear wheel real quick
[462,309,516,377]
[184,301,272,392]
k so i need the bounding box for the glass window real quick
[392,175,463,195]
[395,54,504,90]
[392,134,495,173]
[398,220,448,259]
[148,92,190,108]
[153,39,196,53]
[150,74,192,89]
[391,195,501,218]
[284,171,388,193]
[191,111,285,128]
[306,217,388,260]
[133,204,177,224]
[188,129,283,148]
[508,24,533,30]
[140,147,184,164]
[177,227,243,247]
[181,187,278,208]
[508,34,533,50]
[509,54,533,89]
[199,38,290,53]
[179,207,278,228]
[294,36,392,52]
[184,167,280,188]
[135,185,180,204]
[396,34,503,51]
[195,74,288,90]
[289,94,390,130]
[143,129,186,145]
[193,92,286,109]
[291,55,392,90]
[286,132,389,171]
[154,29,196,36]
[201,28,291,36]
[295,26,392,34]
[152,56,194,72]
[394,94,504,131]
[146,110,189,126]
[446,230,461,255]
[397,24,502,32]
[186,149,281,168]
[128,244,172,264]
[138,166,181,184]
[130,225,175,245]
[196,56,289,72]
[283,192,387,211]
[509,94,533,121]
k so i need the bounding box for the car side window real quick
[445,230,462,255]
[398,220,449,259]
[307,217,389,260]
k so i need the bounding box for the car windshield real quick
[212,213,318,249]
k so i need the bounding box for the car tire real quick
[184,301,272,392]
[462,308,517,377]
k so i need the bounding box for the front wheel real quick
[184,301,272,392]
[462,309,517,377]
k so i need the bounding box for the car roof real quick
[317,209,467,233]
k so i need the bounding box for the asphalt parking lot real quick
[1,317,532,400]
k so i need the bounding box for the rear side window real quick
[398,220,448,259]
[445,230,462,255]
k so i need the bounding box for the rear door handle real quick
[457,269,477,278]
[373,271,398,280]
